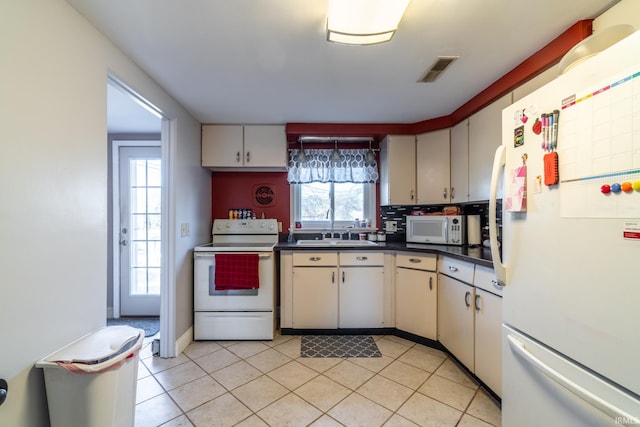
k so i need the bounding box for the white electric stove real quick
[193,219,278,340]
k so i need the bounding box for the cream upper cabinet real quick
[468,94,512,201]
[416,129,450,204]
[450,120,469,203]
[201,124,287,170]
[380,135,416,205]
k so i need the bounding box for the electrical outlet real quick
[180,223,190,237]
[277,222,282,232]
[384,220,398,232]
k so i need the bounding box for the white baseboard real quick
[175,326,193,356]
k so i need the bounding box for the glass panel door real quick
[119,146,161,316]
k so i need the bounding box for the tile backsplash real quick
[380,201,502,244]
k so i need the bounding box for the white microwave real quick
[406,215,467,245]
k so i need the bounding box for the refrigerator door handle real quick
[507,334,636,422]
[489,144,507,286]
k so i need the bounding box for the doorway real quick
[107,77,169,352]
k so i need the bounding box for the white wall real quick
[0,0,209,425]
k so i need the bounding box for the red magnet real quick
[601,184,611,194]
[621,182,633,192]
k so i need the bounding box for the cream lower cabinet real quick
[474,288,502,396]
[287,251,384,330]
[339,252,384,328]
[438,257,503,397]
[473,264,503,397]
[291,252,339,329]
[395,253,438,340]
[438,273,475,369]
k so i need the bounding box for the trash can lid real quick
[39,325,143,365]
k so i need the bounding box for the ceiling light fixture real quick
[327,0,410,46]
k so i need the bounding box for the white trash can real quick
[36,325,144,427]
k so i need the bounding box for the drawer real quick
[474,265,503,296]
[438,256,474,284]
[339,252,384,266]
[396,253,437,271]
[292,252,338,266]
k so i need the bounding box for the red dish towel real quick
[214,254,260,290]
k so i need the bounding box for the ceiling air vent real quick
[419,56,459,83]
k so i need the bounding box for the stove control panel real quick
[213,219,278,235]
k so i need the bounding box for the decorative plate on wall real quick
[253,184,276,207]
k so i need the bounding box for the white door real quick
[119,146,161,316]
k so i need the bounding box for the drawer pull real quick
[475,294,481,311]
[356,256,368,261]
[464,291,471,307]
[429,276,433,290]
[448,265,458,272]
[409,258,422,263]
[309,257,321,261]
[491,279,504,290]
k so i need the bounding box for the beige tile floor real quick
[134,334,501,427]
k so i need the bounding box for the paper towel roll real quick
[467,215,481,246]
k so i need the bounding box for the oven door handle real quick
[194,252,272,258]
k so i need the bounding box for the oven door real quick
[194,251,274,311]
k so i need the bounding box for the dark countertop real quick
[275,241,494,268]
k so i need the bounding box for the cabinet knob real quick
[236,151,241,163]
[443,187,448,200]
[246,151,250,163]
[451,187,455,200]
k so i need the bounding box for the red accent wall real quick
[211,172,291,226]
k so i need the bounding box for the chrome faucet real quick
[326,208,335,239]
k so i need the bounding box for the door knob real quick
[0,379,7,407]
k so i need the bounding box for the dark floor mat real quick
[107,317,159,337]
[301,335,381,358]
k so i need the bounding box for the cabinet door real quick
[292,267,338,329]
[380,135,416,205]
[468,93,512,201]
[438,274,475,370]
[474,289,502,397]
[339,267,384,328]
[201,125,244,167]
[395,268,437,340]
[450,120,469,203]
[243,125,287,168]
[416,129,450,204]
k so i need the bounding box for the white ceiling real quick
[70,0,620,132]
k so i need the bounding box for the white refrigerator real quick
[490,30,640,425]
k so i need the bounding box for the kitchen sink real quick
[296,239,379,247]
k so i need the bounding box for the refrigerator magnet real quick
[514,125,525,147]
